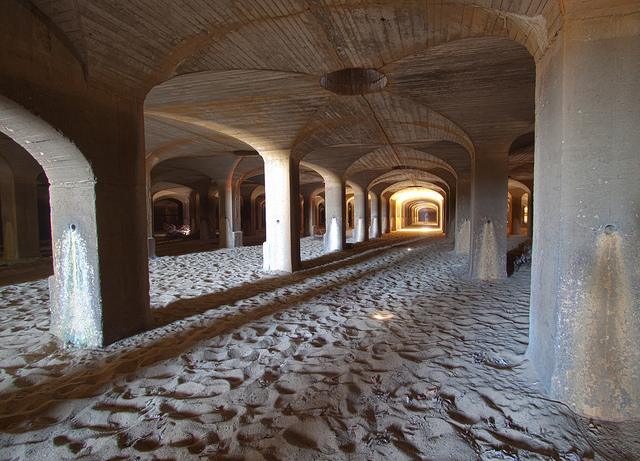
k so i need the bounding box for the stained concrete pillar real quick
[528,15,640,421]
[526,191,533,237]
[300,187,317,237]
[510,191,524,235]
[302,195,313,237]
[390,199,397,231]
[307,194,316,236]
[351,183,367,243]
[469,143,509,280]
[369,191,381,238]
[455,176,471,255]
[145,167,156,258]
[323,175,346,252]
[261,150,300,272]
[216,178,242,248]
[381,194,389,234]
[188,190,197,232]
[1,95,151,347]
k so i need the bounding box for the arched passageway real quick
[1,0,639,430]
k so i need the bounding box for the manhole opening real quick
[321,68,387,95]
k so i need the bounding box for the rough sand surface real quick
[0,233,638,460]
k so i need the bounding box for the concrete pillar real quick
[1,95,151,347]
[468,145,508,280]
[369,191,381,238]
[390,199,397,231]
[527,16,640,421]
[188,190,197,232]
[216,178,242,248]
[302,192,314,237]
[261,150,300,272]
[510,191,524,235]
[323,176,346,252]
[455,176,471,255]
[381,195,389,234]
[145,167,156,258]
[469,155,507,275]
[526,190,533,237]
[308,193,317,236]
[351,183,367,243]
[233,182,243,244]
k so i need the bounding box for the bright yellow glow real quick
[372,311,394,320]
[397,227,442,233]
[390,188,443,204]
[391,188,444,232]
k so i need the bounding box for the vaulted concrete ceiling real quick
[28,0,549,193]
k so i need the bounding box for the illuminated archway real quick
[390,188,444,233]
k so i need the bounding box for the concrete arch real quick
[291,92,473,162]
[344,145,458,181]
[0,94,103,347]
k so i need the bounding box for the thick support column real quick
[302,193,313,237]
[323,176,346,252]
[447,186,456,238]
[528,17,640,421]
[188,190,197,232]
[455,176,471,255]
[216,178,242,248]
[510,191,524,235]
[469,144,509,280]
[369,191,381,238]
[0,27,150,346]
[144,167,156,258]
[261,150,300,272]
[526,190,533,237]
[352,184,367,243]
[308,194,317,236]
[390,199,397,231]
[381,195,389,234]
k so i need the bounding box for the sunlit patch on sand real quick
[397,226,442,233]
[372,311,394,320]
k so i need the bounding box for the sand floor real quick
[0,232,638,460]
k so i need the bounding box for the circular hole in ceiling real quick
[320,68,388,95]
